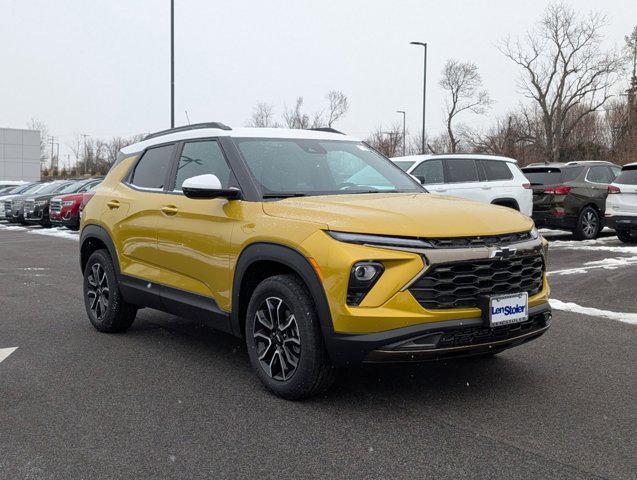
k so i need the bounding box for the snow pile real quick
[27,227,79,242]
[549,299,637,325]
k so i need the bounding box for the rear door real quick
[477,159,516,200]
[441,158,484,201]
[102,143,176,288]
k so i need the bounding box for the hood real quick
[262,193,534,237]
[55,192,84,202]
[31,193,58,202]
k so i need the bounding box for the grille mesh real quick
[50,199,62,214]
[409,252,544,310]
[426,231,532,249]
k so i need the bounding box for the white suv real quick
[392,154,533,216]
[606,162,637,243]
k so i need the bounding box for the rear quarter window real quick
[478,160,513,181]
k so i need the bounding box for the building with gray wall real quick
[0,128,41,181]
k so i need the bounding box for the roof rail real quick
[308,127,345,135]
[143,122,232,141]
[565,160,615,166]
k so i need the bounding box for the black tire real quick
[83,249,137,333]
[574,206,600,240]
[617,229,637,244]
[245,274,335,400]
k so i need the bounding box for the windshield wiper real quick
[262,192,307,198]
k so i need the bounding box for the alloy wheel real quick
[86,263,109,320]
[582,210,598,238]
[253,296,301,381]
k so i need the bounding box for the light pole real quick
[396,110,406,156]
[171,0,175,128]
[410,41,427,154]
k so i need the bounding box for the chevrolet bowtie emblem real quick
[490,247,517,260]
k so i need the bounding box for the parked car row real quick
[0,177,101,230]
[391,155,637,243]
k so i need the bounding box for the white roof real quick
[121,127,360,155]
[622,162,637,168]
[391,153,518,164]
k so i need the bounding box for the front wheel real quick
[83,249,137,333]
[574,206,600,240]
[245,274,335,400]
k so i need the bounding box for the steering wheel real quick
[337,182,359,190]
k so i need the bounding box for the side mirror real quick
[182,174,241,200]
[411,174,425,184]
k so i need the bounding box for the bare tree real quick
[499,2,623,162]
[325,90,349,127]
[282,97,311,129]
[439,59,493,153]
[246,102,279,128]
[364,123,403,157]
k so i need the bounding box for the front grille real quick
[426,231,532,249]
[5,200,13,216]
[436,314,547,348]
[24,199,35,213]
[408,252,544,310]
[50,199,62,214]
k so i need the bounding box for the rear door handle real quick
[106,200,120,209]
[160,205,179,216]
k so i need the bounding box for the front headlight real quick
[63,200,75,207]
[327,230,433,249]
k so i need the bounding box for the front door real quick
[155,139,240,313]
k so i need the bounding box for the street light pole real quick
[410,41,427,154]
[171,0,175,128]
[396,110,406,156]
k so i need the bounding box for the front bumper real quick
[328,303,551,365]
[51,210,79,228]
[605,215,637,231]
[25,207,46,223]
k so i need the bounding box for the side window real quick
[478,160,513,181]
[130,144,175,189]
[174,140,233,191]
[445,159,479,183]
[586,166,613,184]
[412,160,444,184]
[561,167,584,182]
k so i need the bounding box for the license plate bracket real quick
[483,292,529,327]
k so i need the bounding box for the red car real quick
[50,179,102,230]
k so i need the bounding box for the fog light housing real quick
[347,261,384,306]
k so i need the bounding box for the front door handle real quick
[106,200,120,209]
[160,205,179,216]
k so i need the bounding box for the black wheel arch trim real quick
[80,224,121,278]
[231,242,337,357]
[491,198,520,210]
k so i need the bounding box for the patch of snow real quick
[550,299,637,325]
[27,227,79,241]
[0,224,27,231]
[548,256,637,276]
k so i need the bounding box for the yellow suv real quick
[80,123,551,399]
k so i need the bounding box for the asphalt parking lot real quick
[0,223,635,479]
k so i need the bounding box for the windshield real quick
[235,138,422,197]
[615,167,637,185]
[393,160,416,172]
[34,182,72,195]
[522,167,562,185]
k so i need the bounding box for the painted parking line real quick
[549,299,637,326]
[0,347,18,363]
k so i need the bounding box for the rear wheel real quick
[574,206,600,240]
[617,229,637,244]
[245,274,335,400]
[83,249,137,333]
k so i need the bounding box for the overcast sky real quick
[1,0,636,164]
